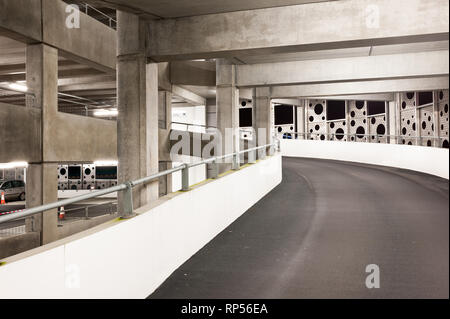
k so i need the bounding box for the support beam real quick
[172,85,206,106]
[25,43,59,245]
[216,59,239,172]
[170,61,216,86]
[306,94,395,102]
[236,51,449,87]
[253,87,274,158]
[117,11,158,214]
[270,76,450,98]
[147,0,449,61]
[158,90,173,196]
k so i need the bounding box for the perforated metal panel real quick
[58,182,68,190]
[275,124,295,139]
[307,99,327,123]
[438,89,449,148]
[307,122,327,140]
[349,117,367,142]
[419,106,435,147]
[57,165,68,182]
[368,115,387,143]
[328,120,347,141]
[438,90,449,148]
[400,108,417,145]
[82,164,96,189]
[401,92,416,110]
[348,100,367,119]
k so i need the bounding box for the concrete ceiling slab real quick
[84,0,336,18]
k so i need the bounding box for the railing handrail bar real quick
[57,200,117,214]
[0,143,277,224]
[170,121,217,129]
[82,3,117,23]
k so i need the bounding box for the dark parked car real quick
[0,180,26,201]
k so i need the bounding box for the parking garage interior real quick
[0,0,448,301]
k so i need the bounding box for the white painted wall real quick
[172,105,206,133]
[0,154,282,298]
[281,139,449,179]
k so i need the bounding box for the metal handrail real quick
[81,3,116,29]
[0,142,279,225]
[170,122,217,129]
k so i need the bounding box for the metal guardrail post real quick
[232,153,240,170]
[182,164,190,191]
[211,160,219,178]
[122,182,134,218]
[84,206,89,220]
[248,150,257,164]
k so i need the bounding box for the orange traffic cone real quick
[0,192,5,205]
[59,206,65,220]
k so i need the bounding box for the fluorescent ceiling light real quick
[8,83,28,92]
[0,161,28,169]
[93,108,118,117]
[94,160,118,166]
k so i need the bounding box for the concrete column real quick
[395,93,402,144]
[433,90,441,147]
[117,11,158,213]
[206,98,217,130]
[216,59,239,172]
[158,90,173,196]
[388,101,397,144]
[253,87,274,158]
[296,100,305,139]
[205,98,218,178]
[415,94,421,146]
[345,101,351,142]
[25,43,58,245]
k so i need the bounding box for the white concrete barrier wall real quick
[0,154,282,298]
[281,139,449,179]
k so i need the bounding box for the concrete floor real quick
[149,157,449,299]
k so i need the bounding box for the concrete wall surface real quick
[0,102,41,163]
[281,139,449,179]
[48,112,117,162]
[0,153,282,298]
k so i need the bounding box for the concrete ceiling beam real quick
[172,85,206,106]
[146,0,449,61]
[270,76,450,98]
[236,51,449,87]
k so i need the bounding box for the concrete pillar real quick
[345,101,351,142]
[296,101,305,139]
[205,98,218,178]
[25,43,58,245]
[117,11,158,213]
[216,59,239,172]
[158,90,173,196]
[388,101,397,144]
[206,98,217,130]
[395,93,402,144]
[433,90,441,147]
[253,87,274,158]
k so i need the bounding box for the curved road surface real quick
[150,158,449,299]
